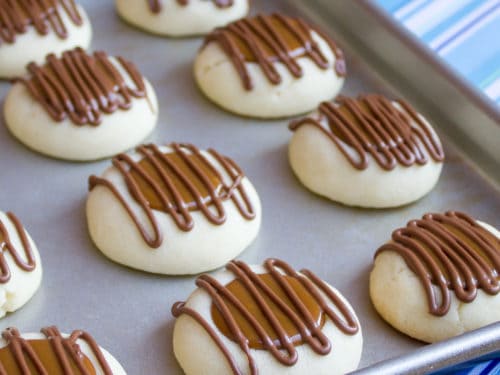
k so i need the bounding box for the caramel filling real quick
[173,259,359,374]
[332,101,406,149]
[375,211,500,316]
[328,98,413,151]
[232,18,307,63]
[0,339,96,374]
[129,152,223,212]
[20,48,147,126]
[89,143,256,248]
[204,14,344,91]
[290,94,445,171]
[328,101,370,147]
[211,274,325,349]
[417,223,500,284]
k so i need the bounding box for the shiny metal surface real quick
[0,0,498,373]
[351,323,500,374]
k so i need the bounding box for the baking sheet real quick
[0,0,499,374]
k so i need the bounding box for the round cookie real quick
[370,211,500,343]
[0,326,126,374]
[4,48,158,161]
[0,0,92,79]
[116,0,249,37]
[194,13,346,118]
[0,211,42,319]
[289,94,445,208]
[86,142,261,275]
[172,258,362,375]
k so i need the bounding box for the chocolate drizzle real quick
[0,212,36,284]
[203,13,345,90]
[172,258,359,374]
[18,47,149,126]
[0,0,83,45]
[375,211,500,316]
[148,0,234,13]
[290,94,445,170]
[0,326,113,374]
[88,143,256,248]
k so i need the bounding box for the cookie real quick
[172,258,362,375]
[86,143,261,275]
[0,0,92,79]
[194,13,346,118]
[0,211,42,319]
[4,48,158,161]
[0,326,126,374]
[289,94,445,208]
[116,0,249,37]
[370,211,500,343]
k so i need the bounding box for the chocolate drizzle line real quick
[0,0,83,45]
[203,13,345,91]
[0,326,113,375]
[148,0,234,13]
[0,212,36,284]
[375,211,500,316]
[88,143,256,248]
[290,94,445,170]
[172,258,359,375]
[18,47,149,126]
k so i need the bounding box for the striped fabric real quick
[372,0,500,106]
[431,357,500,375]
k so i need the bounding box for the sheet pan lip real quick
[349,322,500,375]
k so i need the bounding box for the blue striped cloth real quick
[430,353,500,375]
[372,0,500,106]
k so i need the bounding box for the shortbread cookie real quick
[87,143,261,275]
[289,94,445,208]
[370,211,500,343]
[194,13,346,118]
[0,211,42,319]
[172,258,362,375]
[4,48,158,161]
[0,326,126,374]
[0,0,92,79]
[116,0,249,37]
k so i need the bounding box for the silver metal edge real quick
[287,0,500,187]
[349,322,500,375]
